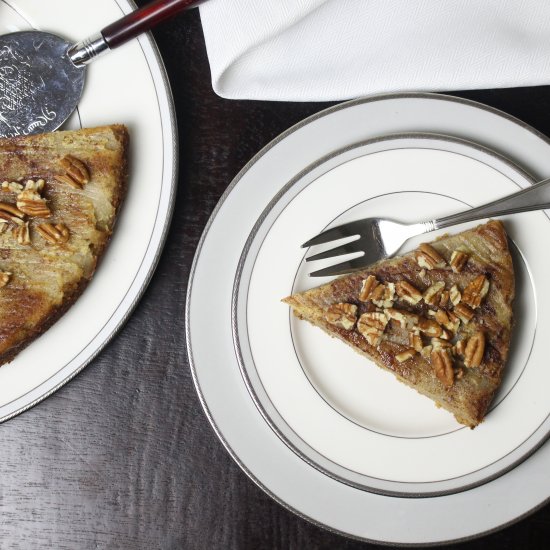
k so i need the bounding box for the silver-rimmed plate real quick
[233,132,547,497]
[187,93,550,545]
[0,0,177,421]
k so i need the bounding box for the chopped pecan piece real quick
[326,303,357,330]
[450,250,469,273]
[395,280,422,305]
[1,180,24,192]
[24,179,45,192]
[0,271,11,288]
[423,281,445,307]
[464,331,485,368]
[371,282,395,308]
[417,317,443,338]
[357,312,388,346]
[438,290,450,309]
[396,348,417,363]
[462,275,490,309]
[420,345,433,359]
[435,309,459,334]
[453,339,467,357]
[449,284,461,306]
[431,337,452,350]
[409,331,423,352]
[385,307,419,329]
[359,275,379,301]
[431,348,454,387]
[416,243,446,270]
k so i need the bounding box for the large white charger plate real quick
[187,93,550,546]
[0,0,176,421]
[232,132,546,498]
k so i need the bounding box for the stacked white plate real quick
[187,93,550,545]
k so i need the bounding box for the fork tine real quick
[308,256,370,278]
[301,220,364,248]
[305,239,363,262]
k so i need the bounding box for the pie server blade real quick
[0,0,201,138]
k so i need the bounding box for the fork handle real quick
[431,176,550,230]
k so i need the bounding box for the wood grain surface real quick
[1,5,550,549]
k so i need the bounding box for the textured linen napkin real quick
[199,0,550,101]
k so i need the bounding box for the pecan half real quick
[464,331,485,368]
[462,275,490,309]
[58,155,90,188]
[431,348,454,387]
[14,221,30,245]
[0,201,25,223]
[454,303,475,324]
[416,243,446,270]
[395,280,422,305]
[36,222,70,245]
[450,250,469,273]
[16,189,51,218]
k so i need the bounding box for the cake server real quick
[0,0,200,138]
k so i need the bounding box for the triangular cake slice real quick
[0,125,128,365]
[283,220,515,428]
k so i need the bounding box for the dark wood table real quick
[2,6,550,548]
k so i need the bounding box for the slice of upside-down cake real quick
[0,125,128,366]
[283,220,515,428]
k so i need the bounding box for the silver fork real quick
[303,176,550,277]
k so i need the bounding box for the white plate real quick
[0,0,176,421]
[233,133,547,497]
[187,93,550,545]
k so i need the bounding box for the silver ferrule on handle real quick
[431,176,550,230]
[68,32,110,66]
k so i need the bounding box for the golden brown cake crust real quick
[283,220,514,428]
[0,125,129,366]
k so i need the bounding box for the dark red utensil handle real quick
[102,0,201,49]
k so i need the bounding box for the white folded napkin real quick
[199,0,550,101]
